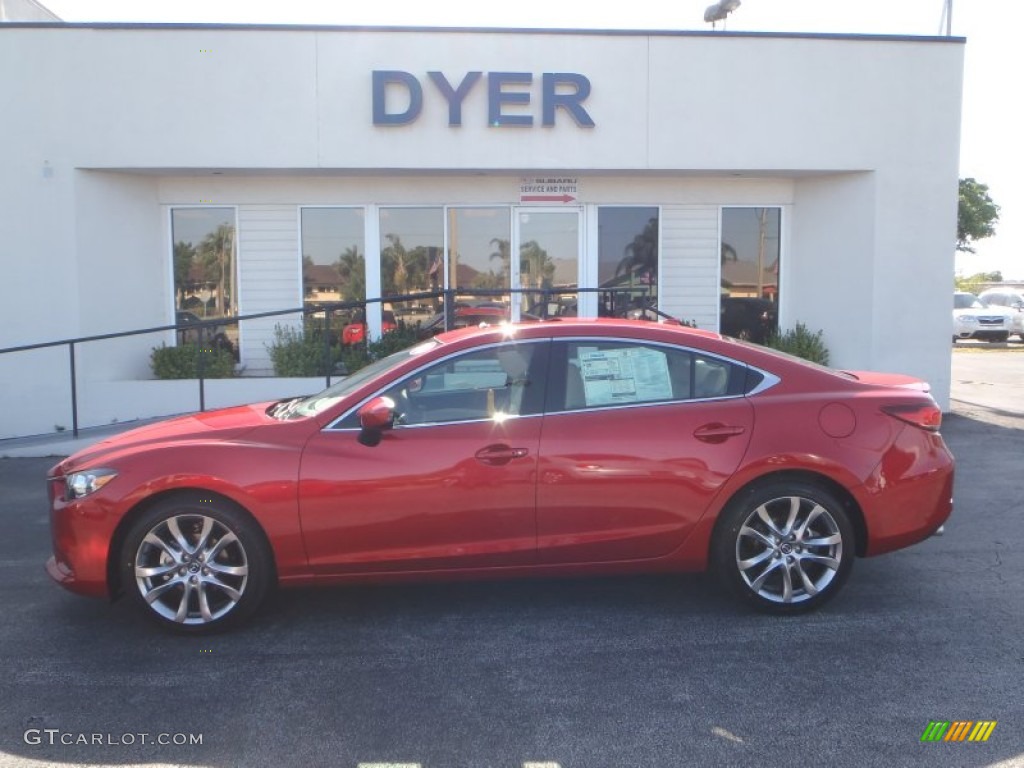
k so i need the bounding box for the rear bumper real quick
[859,430,955,556]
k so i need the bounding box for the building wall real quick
[0,25,964,438]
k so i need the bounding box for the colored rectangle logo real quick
[921,720,996,742]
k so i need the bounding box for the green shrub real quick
[267,323,423,378]
[766,322,831,366]
[267,324,344,377]
[151,344,237,379]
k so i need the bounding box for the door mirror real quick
[357,396,396,446]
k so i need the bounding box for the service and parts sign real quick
[519,177,579,204]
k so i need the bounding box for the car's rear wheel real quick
[713,481,855,614]
[120,495,272,633]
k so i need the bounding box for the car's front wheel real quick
[713,481,855,614]
[120,495,272,633]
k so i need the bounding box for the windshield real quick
[954,293,984,310]
[291,339,440,418]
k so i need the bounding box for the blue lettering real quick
[427,71,483,127]
[488,72,533,127]
[372,70,423,126]
[372,71,595,128]
[542,73,595,128]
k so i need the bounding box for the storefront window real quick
[300,208,366,306]
[720,207,781,343]
[516,214,576,316]
[448,207,511,303]
[171,207,237,339]
[379,208,444,318]
[598,207,658,317]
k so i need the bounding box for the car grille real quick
[978,317,1005,326]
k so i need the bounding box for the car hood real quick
[953,307,1013,318]
[51,401,278,475]
[842,371,931,392]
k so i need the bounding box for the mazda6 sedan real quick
[46,319,954,633]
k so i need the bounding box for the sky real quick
[41,0,1024,280]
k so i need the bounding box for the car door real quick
[298,340,549,574]
[536,339,754,564]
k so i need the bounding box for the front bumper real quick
[46,487,115,598]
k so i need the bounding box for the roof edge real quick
[0,21,966,43]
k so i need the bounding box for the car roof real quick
[979,288,1023,296]
[434,317,722,345]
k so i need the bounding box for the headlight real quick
[960,316,978,324]
[65,469,118,499]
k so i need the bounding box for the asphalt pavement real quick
[0,349,1021,768]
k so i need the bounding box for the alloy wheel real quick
[734,495,844,604]
[134,513,249,625]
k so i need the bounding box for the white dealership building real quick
[0,22,963,439]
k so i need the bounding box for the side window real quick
[693,356,732,398]
[344,343,542,428]
[555,341,746,411]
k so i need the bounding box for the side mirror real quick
[357,396,396,446]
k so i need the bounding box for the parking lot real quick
[0,348,1022,768]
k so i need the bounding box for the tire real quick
[120,494,273,633]
[713,481,855,614]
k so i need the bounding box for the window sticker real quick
[577,347,672,406]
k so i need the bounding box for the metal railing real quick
[0,286,653,438]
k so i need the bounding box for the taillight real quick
[882,403,942,432]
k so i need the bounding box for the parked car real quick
[47,318,953,632]
[978,288,1024,341]
[953,292,1012,343]
[527,294,579,319]
[175,311,235,355]
[720,297,779,343]
[416,305,541,339]
[341,309,398,345]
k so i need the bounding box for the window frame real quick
[544,337,764,416]
[167,204,240,349]
[327,338,552,431]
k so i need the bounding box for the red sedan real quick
[46,319,953,632]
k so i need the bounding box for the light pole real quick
[704,0,741,29]
[939,0,953,36]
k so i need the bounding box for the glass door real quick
[513,208,582,321]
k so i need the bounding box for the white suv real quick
[953,292,1013,343]
[978,288,1024,341]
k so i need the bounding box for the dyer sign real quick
[372,71,596,128]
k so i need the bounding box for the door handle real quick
[475,444,529,465]
[693,423,747,444]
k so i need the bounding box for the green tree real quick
[335,245,366,302]
[199,224,236,316]
[173,240,196,308]
[616,217,659,281]
[519,240,556,289]
[955,271,1003,293]
[381,234,432,295]
[958,177,999,253]
[486,238,512,290]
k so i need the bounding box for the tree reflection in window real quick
[171,208,237,321]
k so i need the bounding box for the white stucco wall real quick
[0,25,963,439]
